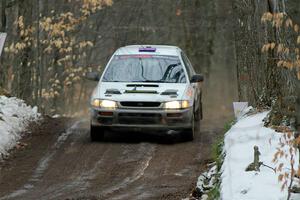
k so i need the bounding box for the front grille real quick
[120,101,161,107]
[118,113,162,124]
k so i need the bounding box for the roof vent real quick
[161,89,178,96]
[139,47,156,52]
[105,89,121,94]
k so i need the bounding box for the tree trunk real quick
[296,81,300,130]
[1,0,6,32]
[17,0,33,103]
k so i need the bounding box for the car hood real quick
[92,82,189,102]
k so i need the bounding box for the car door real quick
[181,52,201,112]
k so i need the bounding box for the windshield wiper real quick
[141,79,175,83]
[141,80,174,83]
[144,80,165,83]
[130,80,163,83]
[102,79,121,82]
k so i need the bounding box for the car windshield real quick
[102,55,186,83]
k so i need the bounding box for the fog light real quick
[167,113,182,118]
[99,112,113,116]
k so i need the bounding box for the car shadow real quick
[77,119,200,145]
[95,129,191,144]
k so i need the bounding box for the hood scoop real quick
[124,90,158,94]
[160,89,178,96]
[125,84,159,94]
[126,84,159,88]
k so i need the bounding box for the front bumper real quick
[90,107,193,131]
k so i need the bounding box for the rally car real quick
[87,45,203,141]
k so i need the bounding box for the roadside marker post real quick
[0,33,7,57]
[233,102,249,120]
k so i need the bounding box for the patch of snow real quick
[221,111,300,200]
[51,114,61,118]
[197,164,218,190]
[0,96,40,157]
[201,194,208,200]
[193,162,220,200]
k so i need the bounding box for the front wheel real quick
[182,114,195,141]
[195,104,202,122]
[90,125,105,141]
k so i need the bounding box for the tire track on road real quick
[0,120,83,200]
[98,143,156,199]
[37,146,112,199]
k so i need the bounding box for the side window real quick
[181,52,195,79]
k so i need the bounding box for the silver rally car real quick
[87,45,203,141]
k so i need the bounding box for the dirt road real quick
[0,116,223,200]
[0,0,237,199]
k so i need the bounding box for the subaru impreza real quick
[87,45,203,141]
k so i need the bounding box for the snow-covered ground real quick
[0,96,40,157]
[221,111,300,200]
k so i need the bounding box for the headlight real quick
[164,100,191,109]
[91,99,117,109]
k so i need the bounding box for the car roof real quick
[115,45,182,56]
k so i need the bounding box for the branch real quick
[261,163,276,173]
[6,0,18,8]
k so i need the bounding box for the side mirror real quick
[190,74,204,83]
[86,72,100,81]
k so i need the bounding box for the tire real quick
[195,104,201,122]
[90,125,105,141]
[182,113,195,141]
[200,101,203,120]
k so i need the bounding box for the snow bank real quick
[0,96,40,156]
[221,111,300,200]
